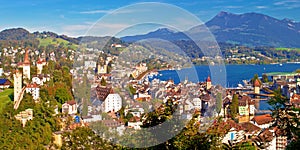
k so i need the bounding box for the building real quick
[103,93,122,112]
[25,83,40,100]
[14,70,23,102]
[254,79,261,94]
[0,79,11,89]
[62,100,78,115]
[36,58,46,74]
[96,86,112,101]
[22,49,31,80]
[15,108,33,127]
[251,114,274,129]
[97,64,107,74]
[238,96,250,116]
[206,76,212,90]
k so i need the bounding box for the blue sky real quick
[1,0,300,37]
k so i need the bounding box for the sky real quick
[1,0,300,37]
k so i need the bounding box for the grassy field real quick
[0,88,13,112]
[37,37,78,50]
[275,47,300,52]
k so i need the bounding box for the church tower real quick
[14,70,23,103]
[206,76,212,90]
[254,79,261,94]
[23,49,30,80]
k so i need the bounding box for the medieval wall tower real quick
[14,70,22,103]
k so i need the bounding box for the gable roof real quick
[0,79,11,85]
[251,114,274,125]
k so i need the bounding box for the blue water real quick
[155,63,300,87]
[153,63,300,111]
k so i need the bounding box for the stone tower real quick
[206,76,212,90]
[36,58,45,74]
[254,79,261,94]
[23,49,31,80]
[14,70,23,103]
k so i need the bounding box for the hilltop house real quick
[0,78,11,89]
[62,100,78,115]
[25,83,40,100]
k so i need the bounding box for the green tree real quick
[229,94,239,119]
[268,90,300,140]
[55,88,72,104]
[216,92,222,115]
[262,74,268,83]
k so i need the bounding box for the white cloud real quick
[79,9,113,14]
[274,0,300,9]
[256,6,268,9]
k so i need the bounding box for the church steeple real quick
[24,49,30,65]
[22,48,31,80]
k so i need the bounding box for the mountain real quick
[0,28,34,40]
[202,11,300,47]
[121,28,189,42]
[121,11,300,47]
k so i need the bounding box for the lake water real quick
[153,63,300,111]
[155,63,300,87]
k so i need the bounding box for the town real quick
[0,38,299,149]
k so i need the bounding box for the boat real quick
[279,63,283,66]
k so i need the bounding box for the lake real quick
[152,63,300,111]
[155,63,300,87]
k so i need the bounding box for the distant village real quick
[0,43,300,149]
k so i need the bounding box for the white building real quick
[62,100,78,115]
[25,83,40,100]
[192,98,201,110]
[103,94,122,113]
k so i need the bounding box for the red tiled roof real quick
[251,114,273,125]
[254,79,261,87]
[206,76,211,82]
[96,86,112,100]
[67,100,76,105]
[26,83,39,88]
[24,49,30,65]
[240,122,261,133]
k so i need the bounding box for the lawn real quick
[37,37,78,50]
[0,88,13,112]
[275,47,300,52]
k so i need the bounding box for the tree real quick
[100,77,107,86]
[55,88,72,104]
[268,90,300,140]
[229,94,239,119]
[216,92,222,115]
[262,74,268,83]
[61,127,118,149]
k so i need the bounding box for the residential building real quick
[251,114,274,129]
[103,93,122,112]
[25,83,40,100]
[0,78,11,89]
[62,100,78,115]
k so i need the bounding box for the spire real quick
[24,49,30,65]
[254,79,261,87]
[206,76,211,82]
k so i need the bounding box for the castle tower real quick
[206,76,212,90]
[36,58,44,74]
[254,79,261,94]
[14,70,23,102]
[23,49,31,80]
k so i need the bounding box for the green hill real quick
[0,88,13,112]
[37,37,78,49]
